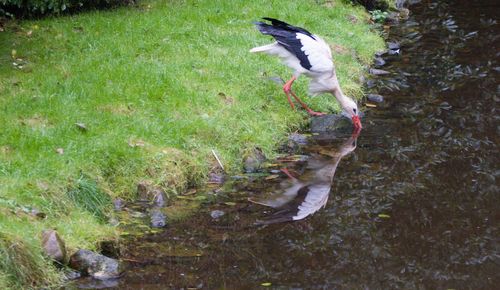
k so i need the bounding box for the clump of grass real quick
[0,232,61,289]
[66,176,112,222]
[145,147,205,196]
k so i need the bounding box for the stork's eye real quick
[353,108,357,114]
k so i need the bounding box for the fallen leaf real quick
[378,214,390,218]
[261,282,272,287]
[75,122,87,131]
[365,103,377,108]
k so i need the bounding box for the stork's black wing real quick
[254,17,316,70]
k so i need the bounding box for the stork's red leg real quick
[289,91,326,116]
[283,76,326,116]
[283,76,296,110]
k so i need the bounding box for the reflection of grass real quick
[0,0,384,287]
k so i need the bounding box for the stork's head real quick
[341,98,362,130]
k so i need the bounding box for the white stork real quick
[250,17,362,129]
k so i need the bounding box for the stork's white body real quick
[250,39,341,97]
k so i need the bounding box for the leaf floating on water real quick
[224,202,237,206]
[365,103,377,108]
[261,282,272,287]
[265,174,279,180]
[378,214,390,218]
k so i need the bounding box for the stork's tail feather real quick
[249,43,278,53]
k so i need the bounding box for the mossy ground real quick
[0,0,384,287]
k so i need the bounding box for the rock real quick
[137,181,166,207]
[367,94,384,103]
[208,172,225,184]
[375,50,387,57]
[369,68,390,75]
[243,147,266,173]
[210,210,225,219]
[151,189,166,207]
[310,114,351,133]
[365,79,377,89]
[41,230,67,264]
[387,41,401,50]
[285,133,309,152]
[113,199,124,211]
[150,208,167,228]
[374,57,386,67]
[69,249,123,280]
[289,133,308,146]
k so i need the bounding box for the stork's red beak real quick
[352,115,362,130]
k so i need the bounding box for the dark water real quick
[78,0,499,288]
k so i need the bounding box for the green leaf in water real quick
[378,214,390,218]
[261,282,272,287]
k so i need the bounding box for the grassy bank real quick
[0,0,384,287]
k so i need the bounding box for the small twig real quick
[211,149,225,172]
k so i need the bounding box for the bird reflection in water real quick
[249,129,360,224]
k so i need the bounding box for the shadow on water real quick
[76,0,499,288]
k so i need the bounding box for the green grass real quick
[0,0,384,287]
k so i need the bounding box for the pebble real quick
[374,57,386,67]
[369,68,390,75]
[210,210,225,219]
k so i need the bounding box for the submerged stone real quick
[243,147,266,173]
[369,68,390,75]
[210,210,225,219]
[69,249,123,280]
[374,57,386,67]
[150,208,167,228]
[41,229,67,264]
[387,41,401,50]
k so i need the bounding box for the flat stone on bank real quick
[69,249,123,280]
[310,114,351,133]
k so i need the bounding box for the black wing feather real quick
[254,17,315,70]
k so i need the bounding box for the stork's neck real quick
[331,87,351,108]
